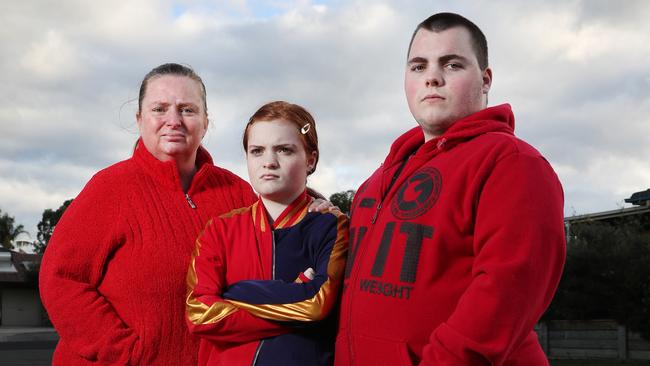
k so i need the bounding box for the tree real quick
[35,199,73,254]
[544,217,650,340]
[0,209,27,250]
[329,190,355,215]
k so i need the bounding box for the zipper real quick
[371,156,408,225]
[347,154,412,361]
[185,193,197,209]
[252,231,276,365]
[251,340,264,365]
[370,202,382,224]
[271,231,276,280]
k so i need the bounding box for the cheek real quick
[404,77,418,101]
[140,116,163,132]
[138,120,155,139]
[454,75,482,99]
[246,156,257,176]
[189,119,207,136]
[288,160,308,180]
[200,118,209,133]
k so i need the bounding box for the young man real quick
[335,13,565,366]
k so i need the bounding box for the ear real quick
[482,67,493,94]
[136,112,142,129]
[307,151,318,173]
[203,117,209,138]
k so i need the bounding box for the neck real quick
[176,153,198,193]
[261,200,288,224]
[261,190,303,223]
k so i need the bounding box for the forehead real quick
[143,75,203,101]
[409,27,476,62]
[247,119,302,145]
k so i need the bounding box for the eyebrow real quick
[273,143,298,149]
[247,143,298,149]
[438,54,470,64]
[407,56,428,64]
[148,101,199,106]
[407,54,471,65]
[177,102,199,109]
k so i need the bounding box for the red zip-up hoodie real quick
[335,104,565,366]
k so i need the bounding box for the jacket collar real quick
[384,103,515,168]
[252,190,311,232]
[132,138,214,192]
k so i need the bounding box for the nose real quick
[165,110,183,127]
[425,68,443,87]
[263,153,278,169]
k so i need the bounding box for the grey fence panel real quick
[536,320,650,360]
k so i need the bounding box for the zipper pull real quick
[371,202,382,224]
[185,193,197,209]
[437,137,447,150]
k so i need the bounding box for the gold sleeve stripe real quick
[185,220,240,325]
[226,278,336,322]
[227,214,349,322]
[219,205,251,219]
[252,201,267,232]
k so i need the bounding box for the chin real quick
[261,190,299,204]
[420,116,454,131]
[162,146,194,157]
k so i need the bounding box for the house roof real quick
[565,205,650,224]
[625,189,650,206]
[0,248,41,284]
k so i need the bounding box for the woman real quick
[186,101,349,365]
[39,64,328,365]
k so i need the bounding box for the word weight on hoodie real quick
[347,221,433,299]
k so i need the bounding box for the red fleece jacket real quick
[335,104,566,366]
[39,140,255,365]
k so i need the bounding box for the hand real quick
[308,198,339,213]
[303,268,315,280]
[294,268,316,283]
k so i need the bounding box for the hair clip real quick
[301,123,311,135]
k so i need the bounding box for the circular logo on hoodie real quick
[391,167,442,219]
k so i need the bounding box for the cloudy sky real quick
[2,0,649,240]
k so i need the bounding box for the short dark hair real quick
[138,63,207,114]
[407,13,488,70]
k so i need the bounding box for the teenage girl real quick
[186,101,349,365]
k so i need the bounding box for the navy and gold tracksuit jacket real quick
[186,191,349,365]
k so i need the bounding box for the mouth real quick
[421,94,444,102]
[260,174,279,180]
[162,133,186,140]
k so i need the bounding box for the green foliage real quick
[0,208,27,250]
[329,190,355,215]
[35,199,73,254]
[544,218,650,340]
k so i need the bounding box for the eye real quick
[151,106,165,113]
[180,106,197,115]
[444,62,463,70]
[278,146,294,154]
[248,147,263,156]
[410,64,425,72]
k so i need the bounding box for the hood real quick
[383,104,515,168]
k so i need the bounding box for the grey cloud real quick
[1,0,649,237]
